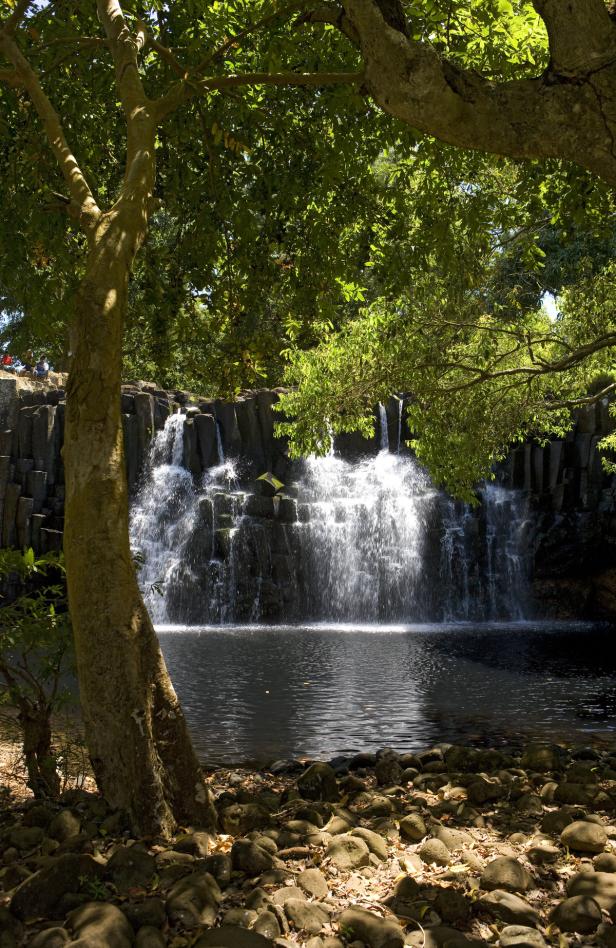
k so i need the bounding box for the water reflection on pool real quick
[158,622,616,766]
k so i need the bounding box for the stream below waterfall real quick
[158,622,616,766]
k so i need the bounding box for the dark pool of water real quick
[158,622,616,766]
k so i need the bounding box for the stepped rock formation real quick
[0,371,614,619]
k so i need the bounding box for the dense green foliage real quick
[0,548,71,796]
[2,1,616,491]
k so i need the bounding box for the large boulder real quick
[10,853,105,921]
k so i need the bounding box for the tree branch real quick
[0,0,32,37]
[532,0,616,75]
[0,30,99,226]
[96,0,149,115]
[298,3,360,45]
[342,0,616,187]
[155,69,364,121]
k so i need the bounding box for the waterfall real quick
[130,415,253,624]
[396,398,403,454]
[131,414,532,625]
[295,454,531,622]
[378,403,389,452]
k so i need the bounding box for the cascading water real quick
[131,413,533,625]
[130,415,255,623]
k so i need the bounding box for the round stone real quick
[550,895,602,934]
[399,813,427,843]
[419,838,450,867]
[480,857,532,893]
[561,820,607,854]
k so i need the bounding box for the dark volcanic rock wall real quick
[0,373,614,618]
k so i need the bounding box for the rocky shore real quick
[5,742,616,946]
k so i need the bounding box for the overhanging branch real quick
[155,69,364,121]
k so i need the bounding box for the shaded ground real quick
[3,737,616,946]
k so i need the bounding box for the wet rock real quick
[326,834,370,870]
[67,901,133,947]
[338,905,405,948]
[499,926,546,948]
[107,844,156,893]
[478,890,540,926]
[285,898,331,933]
[351,827,388,860]
[232,838,274,876]
[48,810,81,843]
[10,853,105,921]
[194,926,275,947]
[419,838,451,866]
[550,895,602,933]
[165,871,222,929]
[480,857,532,893]
[521,744,564,773]
[561,820,607,853]
[399,813,427,843]
[298,868,328,899]
[568,870,616,909]
[297,762,340,802]
[375,750,402,787]
[135,927,167,948]
[173,831,211,858]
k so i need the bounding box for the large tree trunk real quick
[63,203,216,836]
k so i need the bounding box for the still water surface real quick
[158,622,616,766]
